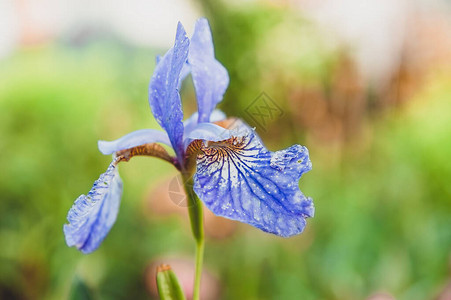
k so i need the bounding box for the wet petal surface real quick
[193,131,313,237]
[64,161,123,253]
[149,22,189,162]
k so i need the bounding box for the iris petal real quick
[185,123,233,143]
[193,130,313,237]
[149,22,189,162]
[156,55,191,89]
[188,18,229,123]
[98,129,171,155]
[183,109,227,135]
[184,117,252,151]
[63,161,123,253]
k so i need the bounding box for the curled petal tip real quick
[98,140,111,155]
[270,145,312,176]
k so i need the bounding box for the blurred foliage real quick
[69,276,95,300]
[1,3,451,300]
[0,43,191,299]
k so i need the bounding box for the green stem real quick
[193,239,204,300]
[182,174,204,300]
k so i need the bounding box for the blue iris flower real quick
[64,18,314,254]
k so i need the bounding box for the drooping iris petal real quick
[188,18,229,123]
[98,129,171,155]
[64,161,123,254]
[149,22,189,162]
[193,130,314,237]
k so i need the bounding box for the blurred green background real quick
[1,1,451,299]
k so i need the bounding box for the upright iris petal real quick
[155,55,190,90]
[64,161,123,254]
[192,127,314,237]
[149,22,190,162]
[188,18,229,123]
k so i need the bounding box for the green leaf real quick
[156,265,186,300]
